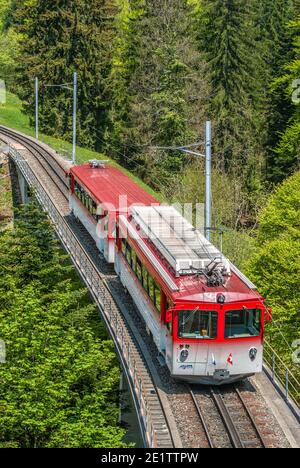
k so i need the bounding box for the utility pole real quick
[150,120,213,242]
[35,77,39,140]
[72,72,77,165]
[205,121,212,242]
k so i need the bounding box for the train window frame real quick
[142,267,149,294]
[178,310,218,340]
[126,243,132,266]
[148,276,156,306]
[122,238,127,256]
[121,240,161,313]
[74,181,99,221]
[136,257,143,282]
[131,249,137,271]
[155,286,161,312]
[224,308,262,339]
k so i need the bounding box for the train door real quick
[164,310,173,370]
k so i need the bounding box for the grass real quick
[0,92,161,200]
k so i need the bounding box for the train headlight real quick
[217,294,226,304]
[180,349,189,363]
[249,348,258,362]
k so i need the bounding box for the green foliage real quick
[163,159,261,268]
[0,159,13,229]
[14,0,117,149]
[256,171,300,244]
[0,0,21,86]
[247,172,300,366]
[0,203,126,448]
[197,0,265,180]
[256,1,296,176]
[269,18,300,181]
[0,91,160,200]
[0,0,11,30]
[107,0,210,187]
[272,119,300,186]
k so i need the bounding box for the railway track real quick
[189,385,267,449]
[0,126,176,449]
[0,126,69,199]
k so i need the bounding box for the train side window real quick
[121,241,161,313]
[149,277,155,305]
[142,268,149,294]
[92,201,97,219]
[136,257,143,282]
[167,320,173,336]
[131,249,137,271]
[75,181,82,199]
[155,287,161,312]
[122,239,127,255]
[126,243,132,266]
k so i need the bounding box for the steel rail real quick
[189,388,215,448]
[211,387,245,448]
[189,385,267,449]
[234,385,267,448]
[0,126,69,194]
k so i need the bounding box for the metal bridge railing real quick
[9,146,160,448]
[264,340,300,409]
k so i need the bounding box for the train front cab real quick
[164,300,270,385]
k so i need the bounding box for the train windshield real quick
[225,309,261,339]
[178,310,218,340]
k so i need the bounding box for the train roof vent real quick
[130,205,231,284]
[89,160,109,169]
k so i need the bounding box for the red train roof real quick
[119,215,263,306]
[70,164,159,211]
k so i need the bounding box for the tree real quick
[107,0,210,187]
[269,17,300,182]
[255,171,300,244]
[197,0,265,182]
[0,0,21,87]
[247,172,300,361]
[15,0,117,149]
[256,0,300,182]
[0,204,126,448]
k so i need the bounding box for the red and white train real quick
[68,160,271,385]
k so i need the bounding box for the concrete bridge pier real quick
[16,166,30,204]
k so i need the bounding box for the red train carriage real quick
[69,160,158,263]
[69,162,271,385]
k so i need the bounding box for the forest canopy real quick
[0,204,126,448]
[0,0,297,193]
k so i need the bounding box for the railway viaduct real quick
[1,125,299,449]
